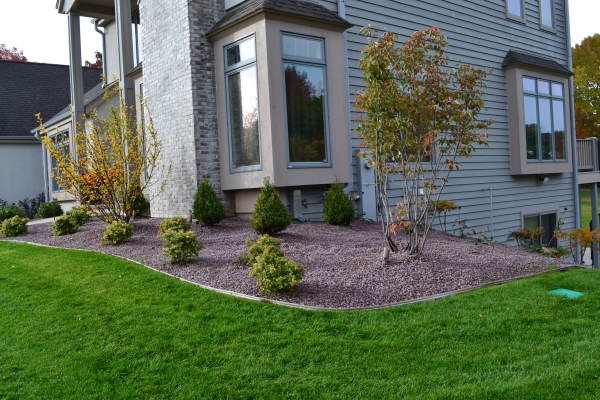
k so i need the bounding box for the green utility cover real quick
[548,288,584,299]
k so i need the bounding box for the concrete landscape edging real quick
[1,239,580,311]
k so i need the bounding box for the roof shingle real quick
[0,61,102,137]
[208,0,352,35]
[502,50,573,76]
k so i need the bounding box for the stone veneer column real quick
[140,0,234,217]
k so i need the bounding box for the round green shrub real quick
[193,177,226,226]
[101,221,134,245]
[237,235,282,266]
[250,246,305,293]
[51,215,79,236]
[65,207,91,227]
[132,189,149,216]
[323,180,355,226]
[250,177,291,235]
[158,216,192,238]
[162,230,203,264]
[0,204,26,223]
[0,216,29,237]
[38,202,64,218]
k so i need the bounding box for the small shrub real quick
[132,187,149,216]
[51,214,79,236]
[162,230,203,264]
[323,179,355,226]
[0,204,26,222]
[102,221,134,245]
[193,177,226,226]
[18,193,45,219]
[250,248,306,293]
[0,216,29,237]
[428,199,458,232]
[38,201,64,218]
[237,235,283,266]
[65,206,91,226]
[251,177,291,235]
[158,216,191,238]
[242,235,305,292]
[508,227,544,249]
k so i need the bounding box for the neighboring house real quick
[0,60,101,204]
[51,0,583,248]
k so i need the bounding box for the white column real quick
[68,11,84,132]
[115,0,136,111]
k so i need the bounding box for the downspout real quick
[481,188,494,239]
[564,0,581,263]
[93,19,107,86]
[338,0,355,195]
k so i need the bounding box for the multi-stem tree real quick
[355,26,493,254]
[37,82,171,223]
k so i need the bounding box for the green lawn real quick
[1,241,599,399]
[580,186,600,227]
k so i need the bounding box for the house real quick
[0,60,101,204]
[48,0,583,252]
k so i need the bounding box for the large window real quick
[224,35,260,172]
[282,33,330,166]
[523,76,566,162]
[540,0,555,30]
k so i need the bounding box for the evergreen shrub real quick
[0,216,29,237]
[323,179,355,226]
[162,230,203,264]
[242,235,305,292]
[193,177,226,226]
[65,207,91,226]
[38,201,64,218]
[250,177,291,235]
[0,204,26,222]
[51,215,79,236]
[102,221,134,245]
[132,189,150,216]
[158,217,191,238]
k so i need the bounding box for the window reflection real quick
[524,96,538,160]
[284,63,327,163]
[227,66,260,168]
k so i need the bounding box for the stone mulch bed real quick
[2,217,572,308]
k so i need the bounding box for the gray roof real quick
[207,0,352,35]
[0,60,102,137]
[502,50,573,76]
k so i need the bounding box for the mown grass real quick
[1,241,599,399]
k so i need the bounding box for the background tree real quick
[84,51,103,68]
[573,34,600,138]
[0,44,27,61]
[355,27,492,254]
[37,83,171,223]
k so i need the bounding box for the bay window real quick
[523,76,566,162]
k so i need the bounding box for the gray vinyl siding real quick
[0,142,44,204]
[315,0,575,244]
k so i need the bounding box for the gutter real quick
[30,111,72,135]
[337,0,355,195]
[564,0,581,263]
[93,19,108,86]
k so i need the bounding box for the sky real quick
[0,0,598,66]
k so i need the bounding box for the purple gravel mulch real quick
[2,217,571,308]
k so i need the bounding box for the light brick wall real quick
[141,0,234,217]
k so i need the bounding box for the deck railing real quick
[577,138,599,171]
